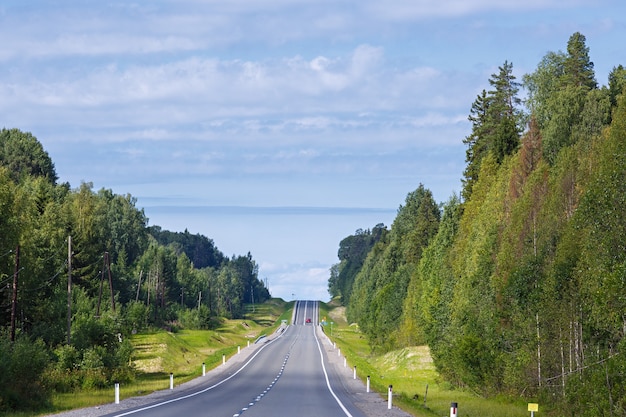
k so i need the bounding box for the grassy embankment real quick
[320,299,533,417]
[34,299,292,416]
[29,299,539,417]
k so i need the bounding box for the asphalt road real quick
[99,300,367,417]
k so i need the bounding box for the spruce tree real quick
[563,32,596,90]
[462,62,522,200]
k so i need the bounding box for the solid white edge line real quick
[110,326,290,417]
[313,304,354,417]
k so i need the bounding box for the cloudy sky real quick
[1,1,624,301]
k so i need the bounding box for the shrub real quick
[178,305,212,330]
[0,335,51,411]
[42,368,81,393]
[125,301,149,332]
[81,369,108,390]
[81,346,105,370]
[54,344,79,371]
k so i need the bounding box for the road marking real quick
[313,309,355,417]
[110,326,290,416]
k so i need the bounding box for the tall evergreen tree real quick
[462,62,522,200]
[487,61,523,162]
[462,90,490,201]
[608,64,626,110]
[524,32,598,164]
[563,32,597,90]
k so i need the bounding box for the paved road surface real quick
[47,300,410,417]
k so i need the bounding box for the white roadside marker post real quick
[450,402,458,417]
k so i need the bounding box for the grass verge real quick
[320,300,531,417]
[31,299,289,416]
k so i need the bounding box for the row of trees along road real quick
[0,127,270,412]
[330,32,626,415]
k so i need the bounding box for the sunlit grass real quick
[24,300,289,417]
[20,299,535,417]
[320,300,531,417]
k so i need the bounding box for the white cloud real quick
[2,0,624,305]
[265,264,333,301]
[1,43,479,144]
[407,113,468,128]
[349,44,383,77]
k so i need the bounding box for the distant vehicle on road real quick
[305,318,312,323]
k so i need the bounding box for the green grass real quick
[21,298,537,417]
[29,299,289,416]
[320,300,531,417]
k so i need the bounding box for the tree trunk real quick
[536,312,542,387]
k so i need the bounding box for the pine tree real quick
[563,32,596,90]
[462,90,490,201]
[488,61,523,163]
[608,64,626,109]
[462,62,523,200]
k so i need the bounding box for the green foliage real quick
[149,226,226,269]
[541,85,588,163]
[608,64,626,109]
[332,33,626,413]
[178,305,212,329]
[462,61,523,200]
[0,128,57,184]
[329,224,387,304]
[524,32,598,165]
[347,185,440,351]
[0,336,51,411]
[125,301,150,331]
[0,127,269,413]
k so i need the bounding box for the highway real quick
[102,300,367,417]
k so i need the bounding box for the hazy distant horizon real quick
[140,202,398,302]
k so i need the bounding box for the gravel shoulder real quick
[315,325,413,417]
[44,325,413,417]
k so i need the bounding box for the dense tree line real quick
[345,184,441,350]
[332,32,626,414]
[148,226,226,269]
[328,223,387,306]
[0,127,270,412]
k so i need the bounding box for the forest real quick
[329,32,626,415]
[0,128,270,412]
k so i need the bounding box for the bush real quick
[125,301,149,332]
[178,305,212,330]
[0,335,51,411]
[111,366,135,385]
[54,344,79,371]
[42,368,81,393]
[115,338,133,368]
[81,346,105,370]
[81,369,108,390]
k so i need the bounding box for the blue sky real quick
[1,0,624,301]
